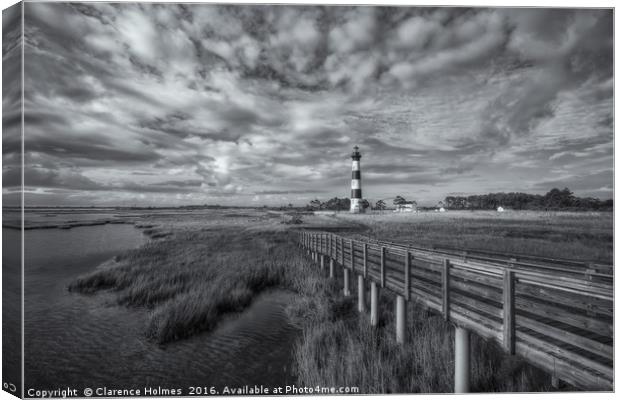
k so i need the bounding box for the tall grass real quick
[69,228,308,343]
[288,268,552,393]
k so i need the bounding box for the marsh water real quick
[10,222,299,394]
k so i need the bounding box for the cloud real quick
[532,169,613,198]
[3,167,103,191]
[12,4,613,206]
[255,189,327,195]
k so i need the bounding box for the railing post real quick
[313,235,317,261]
[370,281,379,326]
[404,251,411,301]
[503,270,515,354]
[442,259,451,321]
[343,238,351,296]
[323,233,328,255]
[358,274,366,313]
[340,236,344,266]
[336,235,339,263]
[350,240,355,272]
[454,326,470,393]
[363,243,368,278]
[380,246,386,288]
[586,262,595,282]
[329,234,333,258]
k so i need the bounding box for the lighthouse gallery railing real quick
[298,230,613,390]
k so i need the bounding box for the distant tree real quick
[544,187,575,209]
[375,200,386,210]
[322,197,351,211]
[288,203,293,208]
[361,199,370,210]
[309,199,322,210]
[393,195,407,205]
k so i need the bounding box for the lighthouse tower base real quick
[350,198,365,214]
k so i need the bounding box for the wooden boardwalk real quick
[299,231,613,391]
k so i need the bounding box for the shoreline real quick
[3,219,136,230]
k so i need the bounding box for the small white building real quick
[497,206,505,212]
[394,203,416,212]
[439,207,446,212]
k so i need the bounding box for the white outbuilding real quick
[497,206,505,212]
[394,203,416,212]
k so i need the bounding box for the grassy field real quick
[308,210,613,263]
[68,209,607,392]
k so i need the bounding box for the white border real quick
[0,2,616,400]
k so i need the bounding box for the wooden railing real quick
[364,238,613,284]
[299,231,613,391]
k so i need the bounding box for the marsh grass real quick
[69,228,311,343]
[68,213,562,392]
[338,211,612,263]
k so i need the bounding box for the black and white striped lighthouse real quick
[350,146,364,213]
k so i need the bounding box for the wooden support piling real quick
[454,326,470,393]
[396,295,406,343]
[370,281,379,326]
[343,267,351,296]
[329,258,335,279]
[358,274,366,313]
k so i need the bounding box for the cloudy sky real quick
[4,2,613,206]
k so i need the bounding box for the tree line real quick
[443,188,612,211]
[305,197,366,211]
[302,188,612,212]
